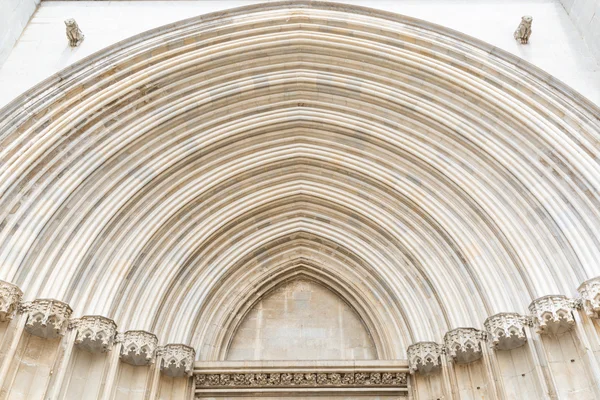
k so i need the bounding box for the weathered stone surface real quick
[119,330,158,366]
[72,315,117,353]
[0,280,22,322]
[160,344,195,377]
[484,313,528,350]
[21,299,72,338]
[529,295,578,335]
[444,328,485,364]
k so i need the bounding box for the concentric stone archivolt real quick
[0,1,598,355]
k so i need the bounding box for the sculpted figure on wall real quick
[64,18,84,47]
[514,16,533,44]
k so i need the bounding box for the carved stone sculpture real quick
[529,295,578,335]
[484,312,528,350]
[407,342,442,374]
[514,16,533,44]
[65,18,84,47]
[578,277,600,318]
[159,344,195,377]
[444,328,485,364]
[21,299,72,338]
[72,315,117,353]
[119,330,158,365]
[0,280,22,322]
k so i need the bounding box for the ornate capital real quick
[407,342,442,374]
[484,313,528,350]
[159,344,195,377]
[0,280,22,322]
[21,299,72,338]
[529,295,577,335]
[444,328,485,364]
[118,330,158,366]
[578,277,600,318]
[72,315,117,353]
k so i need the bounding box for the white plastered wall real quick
[0,0,599,108]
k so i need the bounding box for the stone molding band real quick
[193,360,409,396]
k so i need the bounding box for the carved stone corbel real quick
[578,277,600,318]
[0,280,22,322]
[158,344,195,377]
[444,328,486,364]
[20,299,72,338]
[118,330,158,366]
[529,295,578,335]
[407,342,442,374]
[72,315,117,353]
[484,312,528,350]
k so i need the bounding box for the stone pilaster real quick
[119,330,158,366]
[529,295,578,335]
[159,343,195,377]
[484,312,529,350]
[407,342,442,374]
[72,315,117,353]
[578,277,600,318]
[21,299,72,338]
[0,280,22,322]
[444,327,486,364]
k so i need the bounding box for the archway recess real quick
[0,1,599,361]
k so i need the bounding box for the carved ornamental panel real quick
[529,295,578,335]
[444,328,485,364]
[72,315,117,353]
[484,313,528,350]
[407,342,442,374]
[160,344,195,377]
[21,299,72,338]
[0,280,22,322]
[119,330,158,366]
[579,277,600,318]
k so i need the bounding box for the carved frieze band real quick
[195,371,407,388]
[21,299,72,338]
[0,280,23,322]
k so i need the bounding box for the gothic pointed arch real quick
[0,1,598,364]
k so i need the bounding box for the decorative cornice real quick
[195,371,407,388]
[0,280,22,322]
[407,342,442,374]
[484,313,528,350]
[72,315,117,353]
[578,277,600,318]
[159,344,195,377]
[529,295,577,335]
[20,299,72,338]
[118,330,158,366]
[444,328,485,364]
